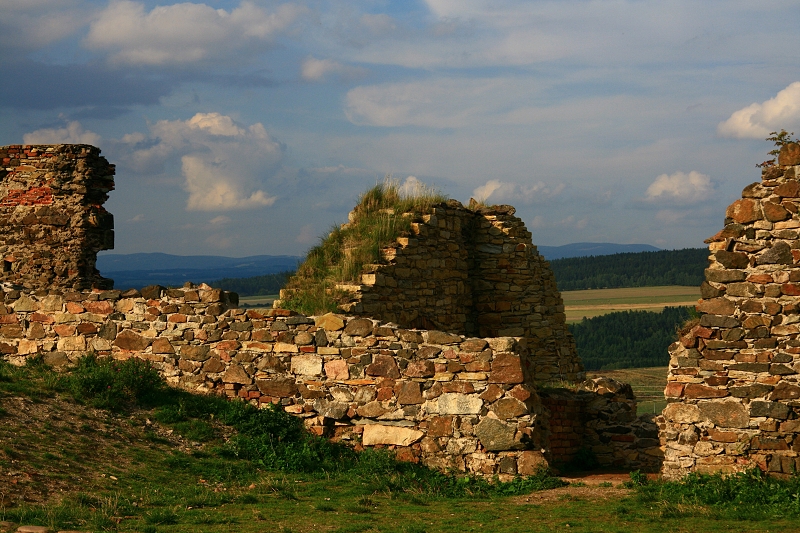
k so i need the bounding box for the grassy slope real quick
[2,359,800,532]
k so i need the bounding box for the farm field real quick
[562,285,699,323]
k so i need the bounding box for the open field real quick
[562,286,699,323]
[587,367,668,416]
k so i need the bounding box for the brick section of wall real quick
[541,379,661,471]
[0,286,550,479]
[297,201,584,383]
[660,143,800,479]
[0,145,114,290]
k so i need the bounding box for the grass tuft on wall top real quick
[281,178,447,316]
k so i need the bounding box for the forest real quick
[549,247,708,290]
[210,271,291,296]
[568,306,694,370]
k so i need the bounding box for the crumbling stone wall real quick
[0,286,549,478]
[541,380,661,471]
[306,201,584,383]
[0,145,114,290]
[660,143,800,479]
[0,143,638,475]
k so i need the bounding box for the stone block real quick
[434,393,483,415]
[291,354,323,376]
[362,424,424,446]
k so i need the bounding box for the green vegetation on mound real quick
[550,248,708,291]
[569,306,696,370]
[281,180,447,315]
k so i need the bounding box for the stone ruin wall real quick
[0,286,552,478]
[0,145,115,290]
[0,286,659,475]
[660,143,800,479]
[310,201,585,384]
[0,144,661,476]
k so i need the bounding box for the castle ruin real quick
[660,143,800,479]
[0,144,661,477]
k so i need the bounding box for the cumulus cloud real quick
[0,0,86,54]
[23,121,101,145]
[120,112,282,211]
[472,179,564,204]
[718,82,800,139]
[645,171,713,204]
[301,56,366,82]
[398,176,436,197]
[84,0,304,66]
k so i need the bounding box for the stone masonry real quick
[0,145,114,290]
[0,286,550,478]
[660,142,800,479]
[286,201,585,384]
[0,144,659,476]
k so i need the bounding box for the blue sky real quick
[2,0,800,257]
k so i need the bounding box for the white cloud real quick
[84,0,304,66]
[345,78,526,128]
[129,214,145,222]
[295,224,315,244]
[472,179,564,204]
[208,215,231,226]
[0,0,86,53]
[301,56,366,82]
[120,112,282,211]
[398,176,430,197]
[645,171,713,204]
[22,121,101,145]
[718,82,800,139]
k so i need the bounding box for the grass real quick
[281,178,447,315]
[4,357,800,532]
[562,286,699,323]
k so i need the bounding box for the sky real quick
[2,0,800,257]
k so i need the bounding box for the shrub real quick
[68,354,164,411]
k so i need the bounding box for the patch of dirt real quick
[0,391,195,508]
[516,485,631,504]
[514,471,650,505]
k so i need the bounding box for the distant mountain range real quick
[96,253,301,290]
[536,242,660,260]
[97,244,660,290]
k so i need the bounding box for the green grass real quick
[281,179,447,315]
[3,357,800,532]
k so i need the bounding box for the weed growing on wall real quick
[757,129,800,168]
[282,178,447,315]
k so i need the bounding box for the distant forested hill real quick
[210,272,291,297]
[569,307,695,370]
[549,248,708,291]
